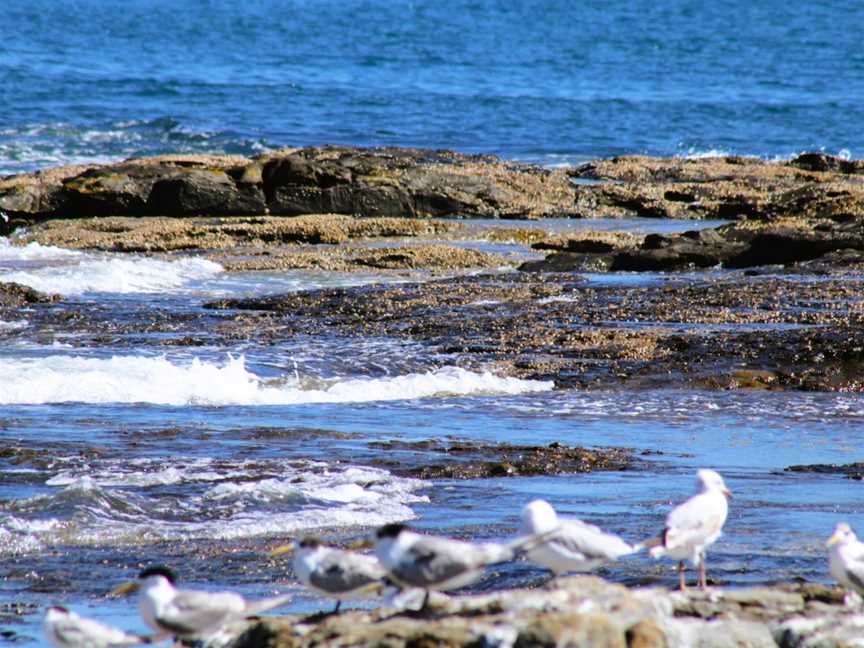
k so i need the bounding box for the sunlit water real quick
[1,232,862,643]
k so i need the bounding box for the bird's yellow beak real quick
[827,532,842,547]
[108,581,140,598]
[723,488,733,499]
[269,542,295,558]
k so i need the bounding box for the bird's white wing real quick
[663,492,726,550]
[48,614,147,647]
[309,551,385,594]
[553,520,635,560]
[391,537,482,587]
[160,590,245,636]
[841,542,864,591]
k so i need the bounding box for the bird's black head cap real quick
[138,565,177,583]
[376,523,408,539]
[299,536,322,549]
[48,605,69,613]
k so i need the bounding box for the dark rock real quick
[366,440,634,479]
[0,282,61,307]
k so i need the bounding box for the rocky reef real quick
[226,576,861,648]
[0,146,577,233]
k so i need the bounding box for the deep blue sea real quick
[3,2,864,645]
[3,0,863,174]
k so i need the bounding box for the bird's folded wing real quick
[395,538,474,586]
[164,590,244,635]
[843,545,864,591]
[554,523,634,560]
[310,552,384,592]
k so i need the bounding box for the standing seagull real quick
[647,469,732,591]
[374,522,535,610]
[520,499,639,575]
[271,536,387,613]
[44,606,151,648]
[827,522,864,604]
[111,566,291,643]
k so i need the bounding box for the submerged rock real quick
[367,440,633,479]
[225,576,861,648]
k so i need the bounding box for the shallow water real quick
[1,237,863,643]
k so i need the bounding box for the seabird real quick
[373,522,539,609]
[647,468,732,590]
[43,605,151,648]
[110,566,291,643]
[827,522,864,604]
[271,536,386,613]
[520,498,639,574]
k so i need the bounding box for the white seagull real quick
[373,522,538,610]
[43,606,151,648]
[827,522,864,604]
[520,499,639,575]
[271,536,387,613]
[111,566,291,642]
[647,469,732,590]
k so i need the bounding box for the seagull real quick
[270,536,387,613]
[43,606,151,648]
[827,522,864,604]
[110,566,291,642]
[647,469,732,591]
[519,499,639,575]
[373,522,541,610]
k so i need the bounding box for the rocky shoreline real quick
[223,576,861,648]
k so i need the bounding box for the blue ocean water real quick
[2,0,863,174]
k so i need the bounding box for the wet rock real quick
[227,578,862,648]
[522,217,864,273]
[785,462,864,480]
[366,440,633,479]
[18,214,460,254]
[0,282,61,307]
[204,271,864,392]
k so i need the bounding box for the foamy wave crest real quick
[0,237,82,261]
[0,245,223,295]
[1,462,428,550]
[0,355,554,405]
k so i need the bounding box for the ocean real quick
[2,0,864,644]
[2,0,863,175]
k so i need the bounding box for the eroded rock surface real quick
[226,577,862,648]
[206,272,864,391]
[0,146,576,228]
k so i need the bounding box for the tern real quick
[271,536,387,613]
[520,499,639,575]
[43,606,151,648]
[110,566,291,642]
[646,469,732,590]
[374,522,542,609]
[827,522,864,605]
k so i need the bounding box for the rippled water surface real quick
[3,0,863,173]
[1,237,863,643]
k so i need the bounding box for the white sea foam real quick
[0,247,223,296]
[0,319,28,330]
[0,237,81,261]
[0,354,554,405]
[2,461,428,550]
